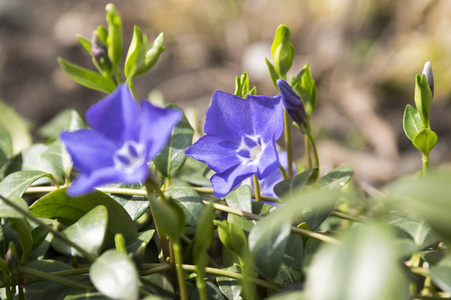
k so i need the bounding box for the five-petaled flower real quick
[60,84,182,196]
[185,90,284,198]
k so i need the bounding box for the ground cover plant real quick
[0,4,450,300]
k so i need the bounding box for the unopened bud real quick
[5,242,18,272]
[422,61,434,97]
[91,31,110,69]
[276,79,308,129]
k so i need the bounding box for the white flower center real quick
[113,141,146,173]
[236,135,263,164]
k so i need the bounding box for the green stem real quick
[144,180,170,261]
[173,240,188,300]
[196,272,208,300]
[279,166,288,180]
[305,134,312,169]
[252,174,261,202]
[422,153,429,176]
[307,133,320,173]
[239,257,255,300]
[140,263,281,291]
[283,109,294,177]
[17,266,91,290]
[0,195,97,262]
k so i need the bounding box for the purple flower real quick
[276,79,307,128]
[60,84,182,196]
[185,90,284,198]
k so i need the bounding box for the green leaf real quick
[319,166,353,191]
[305,223,410,300]
[297,63,317,116]
[124,26,144,80]
[273,168,318,198]
[193,203,215,274]
[105,4,123,67]
[265,58,280,89]
[152,197,185,240]
[430,254,451,292]
[37,109,85,140]
[186,280,226,300]
[0,98,32,154]
[41,139,73,181]
[154,106,193,178]
[225,185,252,213]
[266,290,306,300]
[108,184,149,221]
[403,104,421,141]
[217,264,243,300]
[0,170,56,199]
[52,205,107,257]
[272,233,303,285]
[0,196,29,219]
[76,34,93,56]
[122,230,154,254]
[10,218,33,263]
[30,188,136,240]
[164,187,204,227]
[29,219,56,260]
[57,57,116,94]
[412,128,437,155]
[140,273,174,298]
[90,249,139,300]
[414,74,433,127]
[248,211,291,280]
[0,130,12,168]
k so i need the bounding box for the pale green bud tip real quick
[422,61,434,97]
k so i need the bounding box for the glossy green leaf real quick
[10,218,32,263]
[272,233,303,285]
[414,74,433,127]
[412,128,437,155]
[57,57,116,94]
[37,109,85,140]
[164,187,204,227]
[107,184,149,221]
[217,264,243,300]
[124,25,144,79]
[140,273,174,298]
[319,166,353,191]
[0,98,32,154]
[41,139,72,181]
[52,205,107,257]
[402,104,421,141]
[0,196,29,219]
[0,170,56,199]
[76,34,93,56]
[265,58,279,89]
[30,188,136,239]
[430,254,451,292]
[152,197,185,240]
[105,4,123,67]
[90,249,139,300]
[225,185,252,213]
[0,130,12,168]
[187,280,226,300]
[273,168,318,198]
[154,106,193,178]
[122,230,155,254]
[135,32,166,77]
[29,219,56,260]
[24,260,86,299]
[305,223,410,300]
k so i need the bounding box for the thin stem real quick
[196,271,208,300]
[283,109,294,177]
[422,153,429,176]
[279,166,288,180]
[144,180,170,261]
[17,266,91,290]
[252,175,261,202]
[307,133,320,172]
[203,200,338,244]
[239,257,255,300]
[305,134,312,169]
[140,263,281,291]
[330,211,362,223]
[172,241,188,300]
[0,195,97,262]
[18,273,23,300]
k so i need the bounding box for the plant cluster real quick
[0,4,450,300]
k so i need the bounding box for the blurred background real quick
[1,0,451,186]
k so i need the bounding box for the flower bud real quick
[276,79,308,128]
[422,61,434,97]
[5,242,19,272]
[132,242,146,268]
[271,25,295,77]
[91,30,111,70]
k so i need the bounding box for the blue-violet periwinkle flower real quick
[276,79,307,128]
[60,84,182,196]
[185,90,284,198]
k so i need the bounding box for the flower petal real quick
[204,90,254,143]
[210,163,257,198]
[86,84,140,147]
[139,101,183,159]
[184,135,242,173]
[60,130,116,173]
[256,140,280,179]
[276,79,307,127]
[247,94,284,142]
[66,167,124,196]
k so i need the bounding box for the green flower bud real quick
[91,30,111,71]
[271,25,295,78]
[5,242,18,272]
